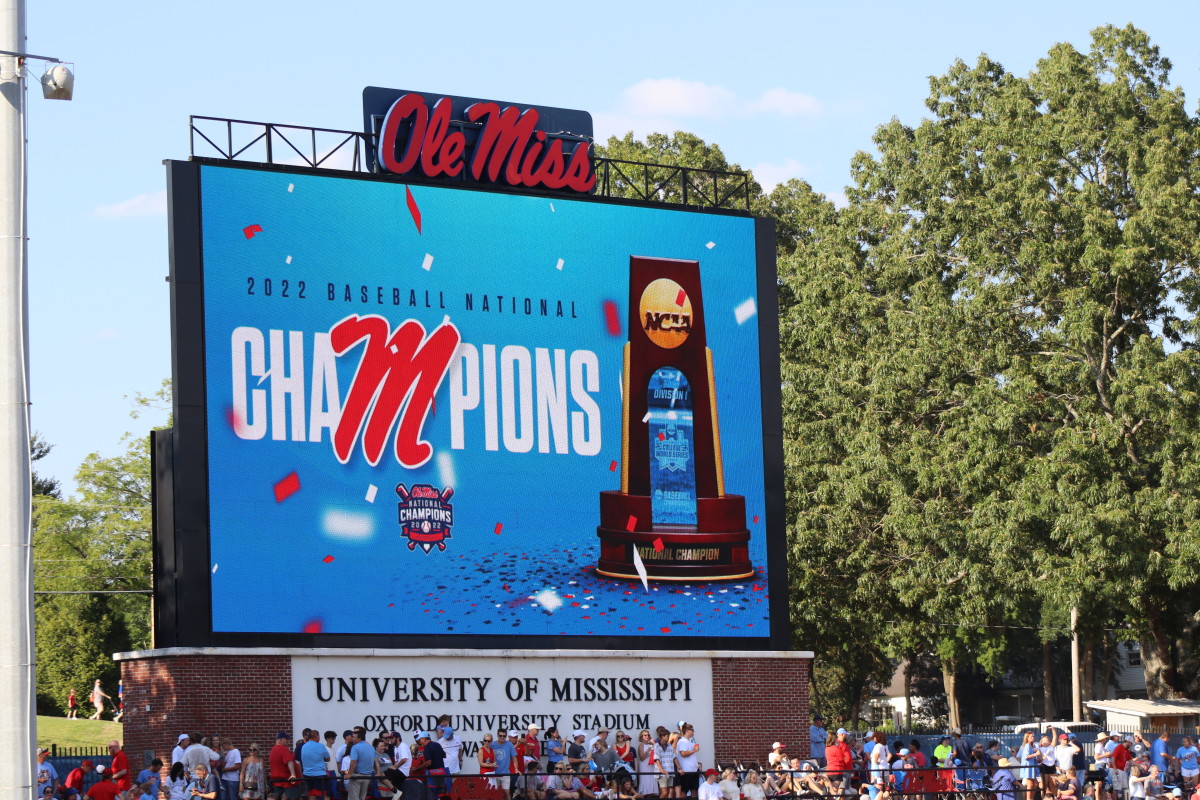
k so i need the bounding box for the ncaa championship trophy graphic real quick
[596,256,755,582]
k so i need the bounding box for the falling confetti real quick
[632,545,649,591]
[625,515,637,532]
[658,431,666,441]
[287,183,295,192]
[211,564,219,574]
[535,589,563,612]
[365,484,378,503]
[753,515,759,524]
[705,241,715,249]
[602,300,621,336]
[243,224,262,239]
[734,298,757,325]
[422,253,434,271]
[661,627,671,633]
[322,509,374,540]
[285,255,292,264]
[609,460,617,472]
[555,258,565,271]
[437,451,456,489]
[641,411,651,424]
[495,522,503,535]
[406,186,422,233]
[653,537,665,552]
[549,203,555,213]
[302,619,323,633]
[675,289,687,307]
[273,471,300,502]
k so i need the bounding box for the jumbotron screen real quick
[170,160,784,645]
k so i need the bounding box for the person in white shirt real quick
[220,740,243,800]
[698,770,722,800]
[438,726,463,774]
[172,735,190,769]
[675,725,700,798]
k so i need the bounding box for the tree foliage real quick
[33,383,167,714]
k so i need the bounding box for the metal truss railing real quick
[189,116,752,211]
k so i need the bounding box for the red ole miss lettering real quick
[377,92,595,193]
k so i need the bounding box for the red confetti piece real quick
[302,619,323,633]
[653,537,665,552]
[602,300,621,336]
[658,431,666,441]
[675,289,687,307]
[609,460,617,472]
[753,515,760,524]
[406,186,422,233]
[626,515,637,532]
[387,603,395,607]
[661,627,671,633]
[494,522,503,535]
[243,224,262,239]
[502,584,510,592]
[322,555,334,564]
[273,471,300,502]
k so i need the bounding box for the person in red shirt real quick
[825,729,854,792]
[513,733,529,776]
[65,761,95,791]
[526,726,543,764]
[108,741,131,798]
[1111,738,1131,799]
[86,767,121,800]
[270,732,302,800]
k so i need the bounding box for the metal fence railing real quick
[188,116,753,212]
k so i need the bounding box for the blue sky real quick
[28,0,1200,492]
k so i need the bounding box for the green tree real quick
[33,383,168,714]
[815,23,1200,703]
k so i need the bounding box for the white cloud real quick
[751,158,812,190]
[748,87,822,117]
[622,78,738,118]
[94,190,166,219]
[595,79,823,143]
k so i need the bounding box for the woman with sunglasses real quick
[636,732,658,798]
[480,735,497,789]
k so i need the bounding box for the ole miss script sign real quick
[363,87,595,193]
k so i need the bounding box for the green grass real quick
[37,715,123,750]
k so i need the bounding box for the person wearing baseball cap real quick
[809,715,827,768]
[270,732,303,800]
[567,732,588,773]
[85,766,120,800]
[65,760,95,792]
[768,742,787,769]
[698,770,721,800]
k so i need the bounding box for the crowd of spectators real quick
[31,718,1200,800]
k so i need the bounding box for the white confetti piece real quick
[287,183,294,192]
[437,451,456,489]
[632,545,649,591]
[706,241,715,249]
[212,564,219,574]
[556,258,565,271]
[322,508,375,540]
[641,411,651,423]
[285,255,292,264]
[535,589,563,612]
[365,484,378,503]
[549,203,555,213]
[422,253,434,271]
[730,602,740,607]
[581,604,590,609]
[734,297,757,325]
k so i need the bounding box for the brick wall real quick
[120,655,292,769]
[712,656,811,765]
[120,652,811,771]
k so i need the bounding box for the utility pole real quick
[0,0,35,798]
[1071,606,1082,722]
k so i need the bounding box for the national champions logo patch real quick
[396,483,454,553]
